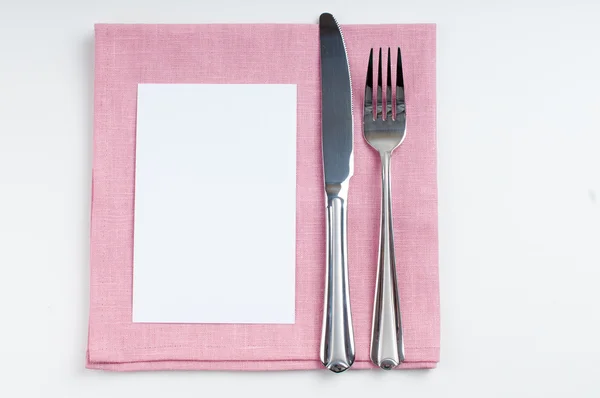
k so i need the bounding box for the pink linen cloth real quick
[87,23,439,371]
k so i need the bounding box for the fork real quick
[364,47,406,370]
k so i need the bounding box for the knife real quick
[318,12,356,373]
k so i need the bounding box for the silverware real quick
[318,12,355,373]
[364,47,406,370]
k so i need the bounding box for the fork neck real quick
[380,151,392,175]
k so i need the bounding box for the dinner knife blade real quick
[320,13,354,188]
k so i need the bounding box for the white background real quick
[0,0,599,397]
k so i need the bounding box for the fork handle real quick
[320,193,355,373]
[371,152,405,370]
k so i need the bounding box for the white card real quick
[133,84,296,324]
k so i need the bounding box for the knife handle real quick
[370,152,405,369]
[320,194,355,373]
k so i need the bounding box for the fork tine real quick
[376,48,383,119]
[396,47,405,119]
[365,48,373,120]
[386,47,393,120]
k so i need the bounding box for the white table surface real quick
[1,0,599,396]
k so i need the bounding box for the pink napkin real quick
[87,23,439,371]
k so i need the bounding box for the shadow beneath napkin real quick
[78,33,94,373]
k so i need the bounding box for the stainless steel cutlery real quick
[318,12,356,373]
[318,12,407,372]
[364,47,406,369]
